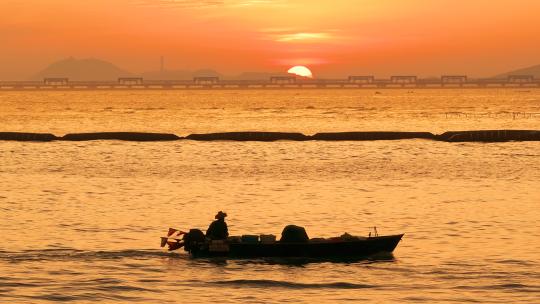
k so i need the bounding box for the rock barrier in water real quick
[437,130,540,142]
[0,132,58,141]
[1,130,539,142]
[61,132,181,141]
[310,132,436,141]
[186,132,309,141]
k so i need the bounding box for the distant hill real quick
[33,58,291,81]
[33,57,132,81]
[495,64,540,78]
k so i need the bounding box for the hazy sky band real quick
[1,0,539,79]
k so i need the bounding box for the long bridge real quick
[1,75,538,91]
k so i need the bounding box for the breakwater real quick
[186,132,307,141]
[61,132,181,141]
[0,132,57,142]
[311,132,436,141]
[436,130,540,142]
[1,130,539,142]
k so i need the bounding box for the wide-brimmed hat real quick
[215,211,227,219]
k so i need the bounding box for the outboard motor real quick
[183,229,206,252]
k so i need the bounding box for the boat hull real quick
[189,234,404,258]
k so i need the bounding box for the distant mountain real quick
[142,69,222,80]
[33,57,132,81]
[33,58,291,81]
[495,64,540,78]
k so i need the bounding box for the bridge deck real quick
[1,79,539,91]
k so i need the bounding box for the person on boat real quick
[206,211,229,240]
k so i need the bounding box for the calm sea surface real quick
[1,89,539,303]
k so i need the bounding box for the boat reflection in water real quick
[188,252,398,267]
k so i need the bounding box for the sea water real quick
[0,89,539,303]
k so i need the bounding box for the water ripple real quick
[0,249,176,262]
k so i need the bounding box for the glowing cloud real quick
[276,32,332,42]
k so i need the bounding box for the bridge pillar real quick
[44,78,68,85]
[194,76,219,84]
[508,75,534,85]
[270,76,296,84]
[441,75,467,85]
[390,76,417,85]
[348,76,374,84]
[118,77,143,85]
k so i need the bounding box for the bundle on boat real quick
[161,225,403,258]
[437,130,540,142]
[310,131,435,141]
[61,132,181,141]
[0,132,57,142]
[186,132,309,141]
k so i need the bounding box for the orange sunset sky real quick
[1,0,539,79]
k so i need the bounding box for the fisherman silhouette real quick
[206,211,229,240]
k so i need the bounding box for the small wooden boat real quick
[161,227,403,259]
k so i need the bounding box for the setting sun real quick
[287,66,313,78]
